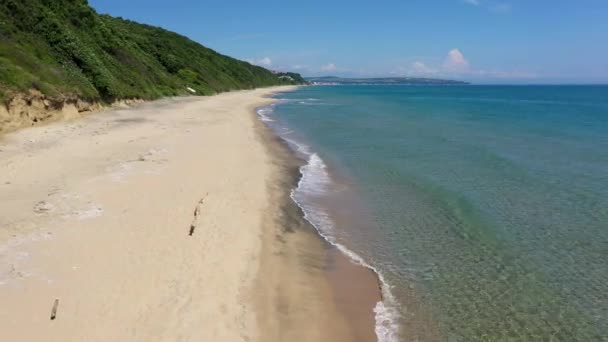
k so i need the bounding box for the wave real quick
[290,149,400,342]
[256,107,275,122]
[280,98,320,102]
[269,98,329,106]
[257,103,400,341]
[297,101,329,105]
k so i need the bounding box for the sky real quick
[89,0,608,84]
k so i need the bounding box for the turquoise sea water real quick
[261,85,608,341]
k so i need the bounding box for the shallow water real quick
[264,85,608,341]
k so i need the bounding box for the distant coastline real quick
[306,76,469,86]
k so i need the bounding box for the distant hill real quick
[0,0,304,104]
[274,72,308,85]
[306,76,469,85]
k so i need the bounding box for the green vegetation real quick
[276,72,307,84]
[0,0,304,103]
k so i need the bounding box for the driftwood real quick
[50,299,59,320]
[188,194,208,236]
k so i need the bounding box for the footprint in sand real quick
[33,201,54,214]
[108,147,169,181]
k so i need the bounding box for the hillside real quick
[0,0,303,110]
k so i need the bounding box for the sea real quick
[257,85,608,341]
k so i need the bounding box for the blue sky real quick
[89,0,608,83]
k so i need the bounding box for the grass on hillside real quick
[0,0,305,104]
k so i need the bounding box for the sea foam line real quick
[256,107,275,122]
[291,151,400,342]
[256,104,400,342]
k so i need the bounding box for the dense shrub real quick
[0,0,303,102]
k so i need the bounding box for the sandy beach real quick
[0,87,379,342]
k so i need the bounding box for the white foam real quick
[256,107,275,122]
[295,153,331,196]
[280,128,294,135]
[374,299,401,342]
[254,102,401,341]
[291,151,401,342]
[280,98,320,102]
[281,137,312,156]
[298,101,327,105]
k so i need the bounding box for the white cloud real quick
[473,69,538,79]
[463,0,511,13]
[440,49,535,78]
[259,57,272,66]
[442,49,470,73]
[490,3,511,13]
[246,57,272,67]
[321,63,337,72]
[391,49,536,80]
[390,61,438,77]
[411,61,438,75]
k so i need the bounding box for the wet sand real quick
[254,114,381,342]
[317,158,442,342]
[0,87,381,342]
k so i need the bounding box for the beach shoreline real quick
[252,93,381,342]
[0,87,380,341]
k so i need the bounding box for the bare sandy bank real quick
[0,87,379,341]
[0,88,144,135]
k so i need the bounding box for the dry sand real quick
[0,87,379,342]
